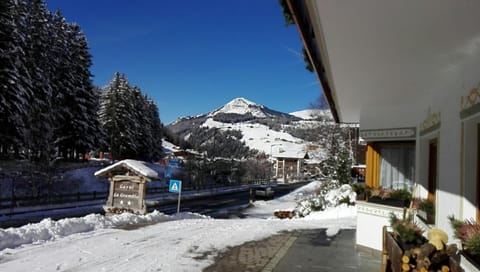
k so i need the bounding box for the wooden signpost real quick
[94,159,158,215]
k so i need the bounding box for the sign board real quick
[165,168,172,179]
[112,180,141,208]
[168,158,182,168]
[105,176,147,214]
[169,179,182,193]
[169,179,182,213]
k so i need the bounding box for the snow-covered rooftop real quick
[272,149,307,159]
[94,159,159,179]
[290,109,333,120]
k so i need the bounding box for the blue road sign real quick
[165,168,172,179]
[169,180,182,193]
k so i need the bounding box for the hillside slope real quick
[167,98,334,161]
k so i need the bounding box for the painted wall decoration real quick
[360,127,416,141]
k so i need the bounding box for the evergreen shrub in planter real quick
[390,213,426,249]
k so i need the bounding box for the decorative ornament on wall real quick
[360,127,416,140]
[420,109,441,136]
[460,82,480,119]
[461,83,480,110]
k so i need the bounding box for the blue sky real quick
[45,0,320,124]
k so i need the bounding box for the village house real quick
[286,0,480,269]
[272,149,308,183]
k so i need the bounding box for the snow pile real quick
[243,181,323,218]
[244,180,356,221]
[294,181,356,217]
[324,184,357,207]
[0,211,210,251]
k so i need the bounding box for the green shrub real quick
[418,199,434,215]
[390,213,425,245]
[389,188,412,202]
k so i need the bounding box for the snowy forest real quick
[0,0,163,164]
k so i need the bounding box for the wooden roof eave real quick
[286,0,340,123]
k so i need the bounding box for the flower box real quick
[367,196,410,208]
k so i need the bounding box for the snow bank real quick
[0,179,358,272]
[0,211,210,251]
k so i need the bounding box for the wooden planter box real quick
[461,251,480,272]
[382,228,463,272]
[383,228,404,272]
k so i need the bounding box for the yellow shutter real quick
[366,143,380,188]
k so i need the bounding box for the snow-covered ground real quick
[0,180,356,272]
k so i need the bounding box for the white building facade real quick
[286,0,480,249]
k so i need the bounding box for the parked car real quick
[254,185,274,198]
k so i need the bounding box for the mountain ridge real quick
[166,97,332,161]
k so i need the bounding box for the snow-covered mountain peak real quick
[209,97,268,118]
[226,97,258,108]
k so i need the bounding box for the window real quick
[366,142,415,189]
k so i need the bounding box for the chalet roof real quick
[172,149,202,157]
[94,159,159,179]
[272,150,308,160]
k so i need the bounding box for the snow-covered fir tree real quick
[23,0,56,162]
[0,0,31,155]
[322,126,353,184]
[0,0,103,162]
[98,73,163,161]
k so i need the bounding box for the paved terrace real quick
[204,229,382,272]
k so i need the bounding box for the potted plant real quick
[449,215,480,269]
[389,213,426,249]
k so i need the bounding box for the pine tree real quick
[322,125,353,184]
[50,11,75,159]
[0,0,32,157]
[23,0,56,162]
[0,0,102,163]
[59,23,101,158]
[99,73,163,161]
[99,72,122,159]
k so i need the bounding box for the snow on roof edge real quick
[94,159,159,179]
